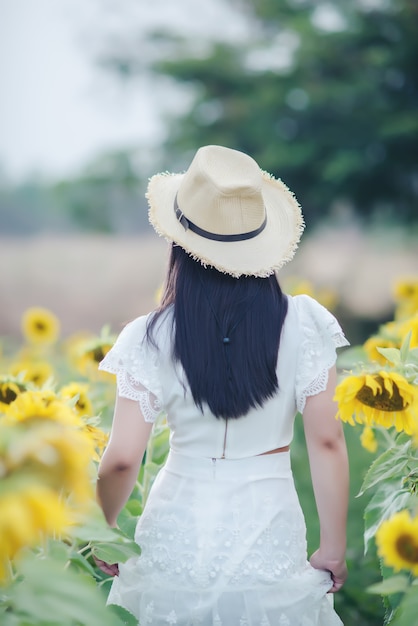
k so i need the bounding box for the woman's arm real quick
[96,394,153,527]
[302,365,349,592]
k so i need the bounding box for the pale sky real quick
[0,0,250,182]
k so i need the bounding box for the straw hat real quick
[146,145,305,277]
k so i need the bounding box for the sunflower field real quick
[0,308,169,626]
[333,279,418,625]
[0,280,417,626]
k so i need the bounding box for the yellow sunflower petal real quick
[364,374,383,395]
[336,370,418,434]
[360,426,378,453]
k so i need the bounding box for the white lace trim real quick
[116,371,162,423]
[98,316,163,423]
[294,295,349,414]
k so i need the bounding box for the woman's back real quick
[100,293,347,459]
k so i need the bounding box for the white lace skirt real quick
[108,450,343,626]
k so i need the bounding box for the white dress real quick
[99,294,349,626]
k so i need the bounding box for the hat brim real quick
[146,170,305,278]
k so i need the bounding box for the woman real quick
[96,145,349,625]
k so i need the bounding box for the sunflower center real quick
[0,386,18,404]
[403,286,417,297]
[92,347,106,362]
[356,377,407,411]
[35,321,47,332]
[396,534,418,564]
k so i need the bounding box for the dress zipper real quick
[212,420,228,477]
[221,420,228,459]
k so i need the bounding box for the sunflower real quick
[374,315,418,351]
[0,484,69,581]
[0,406,96,581]
[9,359,54,387]
[375,510,418,576]
[75,337,114,381]
[59,383,108,461]
[63,330,95,368]
[334,371,417,434]
[1,423,89,496]
[21,307,60,345]
[33,425,95,502]
[85,423,109,461]
[0,378,27,410]
[1,411,95,503]
[3,389,80,427]
[80,343,112,368]
[60,382,93,417]
[360,426,378,453]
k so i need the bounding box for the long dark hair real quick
[146,245,288,419]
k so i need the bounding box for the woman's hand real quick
[93,555,119,577]
[310,549,347,593]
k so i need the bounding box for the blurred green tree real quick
[51,150,151,233]
[100,0,418,226]
[0,151,153,235]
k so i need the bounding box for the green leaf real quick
[92,540,141,564]
[143,460,164,479]
[395,432,413,446]
[117,504,141,539]
[69,505,122,542]
[358,441,412,496]
[364,484,412,554]
[407,348,418,363]
[141,460,165,503]
[149,425,170,465]
[380,560,406,617]
[367,575,409,595]
[109,604,138,626]
[336,345,367,369]
[11,552,121,626]
[45,538,71,561]
[391,585,418,626]
[400,332,412,364]
[125,498,143,516]
[376,347,401,365]
[69,550,98,577]
[0,611,20,626]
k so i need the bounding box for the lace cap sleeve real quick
[98,315,163,423]
[294,295,349,414]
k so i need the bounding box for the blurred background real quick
[1,2,417,624]
[1,0,417,341]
